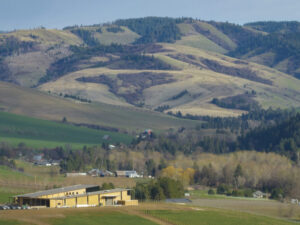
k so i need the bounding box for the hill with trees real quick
[0,17,300,163]
[239,114,300,162]
[0,18,300,115]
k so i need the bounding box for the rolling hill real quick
[0,81,200,133]
[0,111,133,148]
[0,17,300,121]
[38,42,300,117]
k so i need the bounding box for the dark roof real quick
[165,198,192,203]
[51,188,130,200]
[15,184,98,198]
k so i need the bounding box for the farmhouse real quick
[14,184,138,208]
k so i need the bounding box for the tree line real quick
[115,17,183,43]
[134,177,184,201]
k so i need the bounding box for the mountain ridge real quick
[1,17,300,119]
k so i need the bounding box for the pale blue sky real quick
[1,0,300,30]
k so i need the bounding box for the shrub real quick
[101,182,115,190]
[217,184,230,194]
[270,188,284,200]
[244,189,253,197]
[231,189,244,197]
[208,189,215,195]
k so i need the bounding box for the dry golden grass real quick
[37,41,300,118]
[5,51,54,87]
[194,21,237,50]
[0,29,82,46]
[93,26,140,45]
[176,35,227,54]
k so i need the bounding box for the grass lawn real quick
[147,209,295,225]
[0,185,36,204]
[0,192,18,204]
[50,212,157,225]
[189,189,229,200]
[189,189,269,201]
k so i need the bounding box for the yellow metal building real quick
[14,184,138,208]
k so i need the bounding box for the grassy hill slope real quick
[0,82,200,132]
[0,29,82,46]
[1,18,300,118]
[39,42,300,117]
[0,111,132,148]
[0,29,81,87]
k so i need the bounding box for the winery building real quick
[14,184,138,208]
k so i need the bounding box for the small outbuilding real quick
[253,191,267,198]
[291,199,299,204]
[116,170,141,178]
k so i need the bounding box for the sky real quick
[1,0,300,31]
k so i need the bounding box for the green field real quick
[0,166,35,203]
[188,189,270,201]
[0,111,132,148]
[0,221,28,225]
[189,189,239,200]
[0,205,296,225]
[148,209,294,225]
[0,192,18,204]
[51,212,156,225]
[0,166,33,181]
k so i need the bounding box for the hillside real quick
[39,43,300,117]
[0,81,200,132]
[0,111,133,148]
[0,18,300,119]
[239,113,300,160]
[236,21,300,78]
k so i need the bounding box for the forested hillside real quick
[239,114,300,161]
[114,17,184,43]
